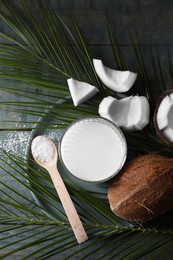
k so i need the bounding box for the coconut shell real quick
[153,89,173,146]
[108,154,173,222]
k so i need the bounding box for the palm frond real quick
[0,0,173,259]
[1,146,173,259]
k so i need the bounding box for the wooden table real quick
[0,1,173,259]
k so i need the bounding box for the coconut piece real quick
[67,78,99,106]
[154,89,173,145]
[98,95,150,131]
[93,59,137,92]
[108,154,173,222]
[163,127,173,143]
[156,95,172,130]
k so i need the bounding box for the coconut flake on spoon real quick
[99,96,150,131]
[67,78,99,106]
[93,59,137,92]
[154,90,173,145]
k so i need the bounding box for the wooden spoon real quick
[31,135,88,244]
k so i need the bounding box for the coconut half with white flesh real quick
[67,78,99,106]
[93,59,137,93]
[154,89,173,145]
[99,96,150,131]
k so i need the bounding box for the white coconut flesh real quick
[93,59,137,93]
[99,96,150,131]
[67,78,99,106]
[156,93,173,142]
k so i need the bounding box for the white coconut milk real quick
[60,118,127,182]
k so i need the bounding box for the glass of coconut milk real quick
[59,117,127,183]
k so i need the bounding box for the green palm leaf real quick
[0,0,173,259]
[1,149,173,259]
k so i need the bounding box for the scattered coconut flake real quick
[46,129,64,144]
[31,136,55,163]
[0,131,30,155]
[0,130,64,160]
[99,95,150,131]
[93,59,137,92]
[67,78,99,106]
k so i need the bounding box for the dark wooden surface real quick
[1,0,173,259]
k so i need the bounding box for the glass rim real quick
[58,116,127,183]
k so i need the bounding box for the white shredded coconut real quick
[0,131,30,155]
[0,130,63,158]
[31,136,55,163]
[45,130,64,144]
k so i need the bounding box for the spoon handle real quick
[49,166,88,244]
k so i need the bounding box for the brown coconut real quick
[153,89,173,146]
[108,154,173,222]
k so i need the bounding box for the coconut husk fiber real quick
[108,154,173,222]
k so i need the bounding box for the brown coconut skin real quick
[108,154,173,222]
[153,89,173,146]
